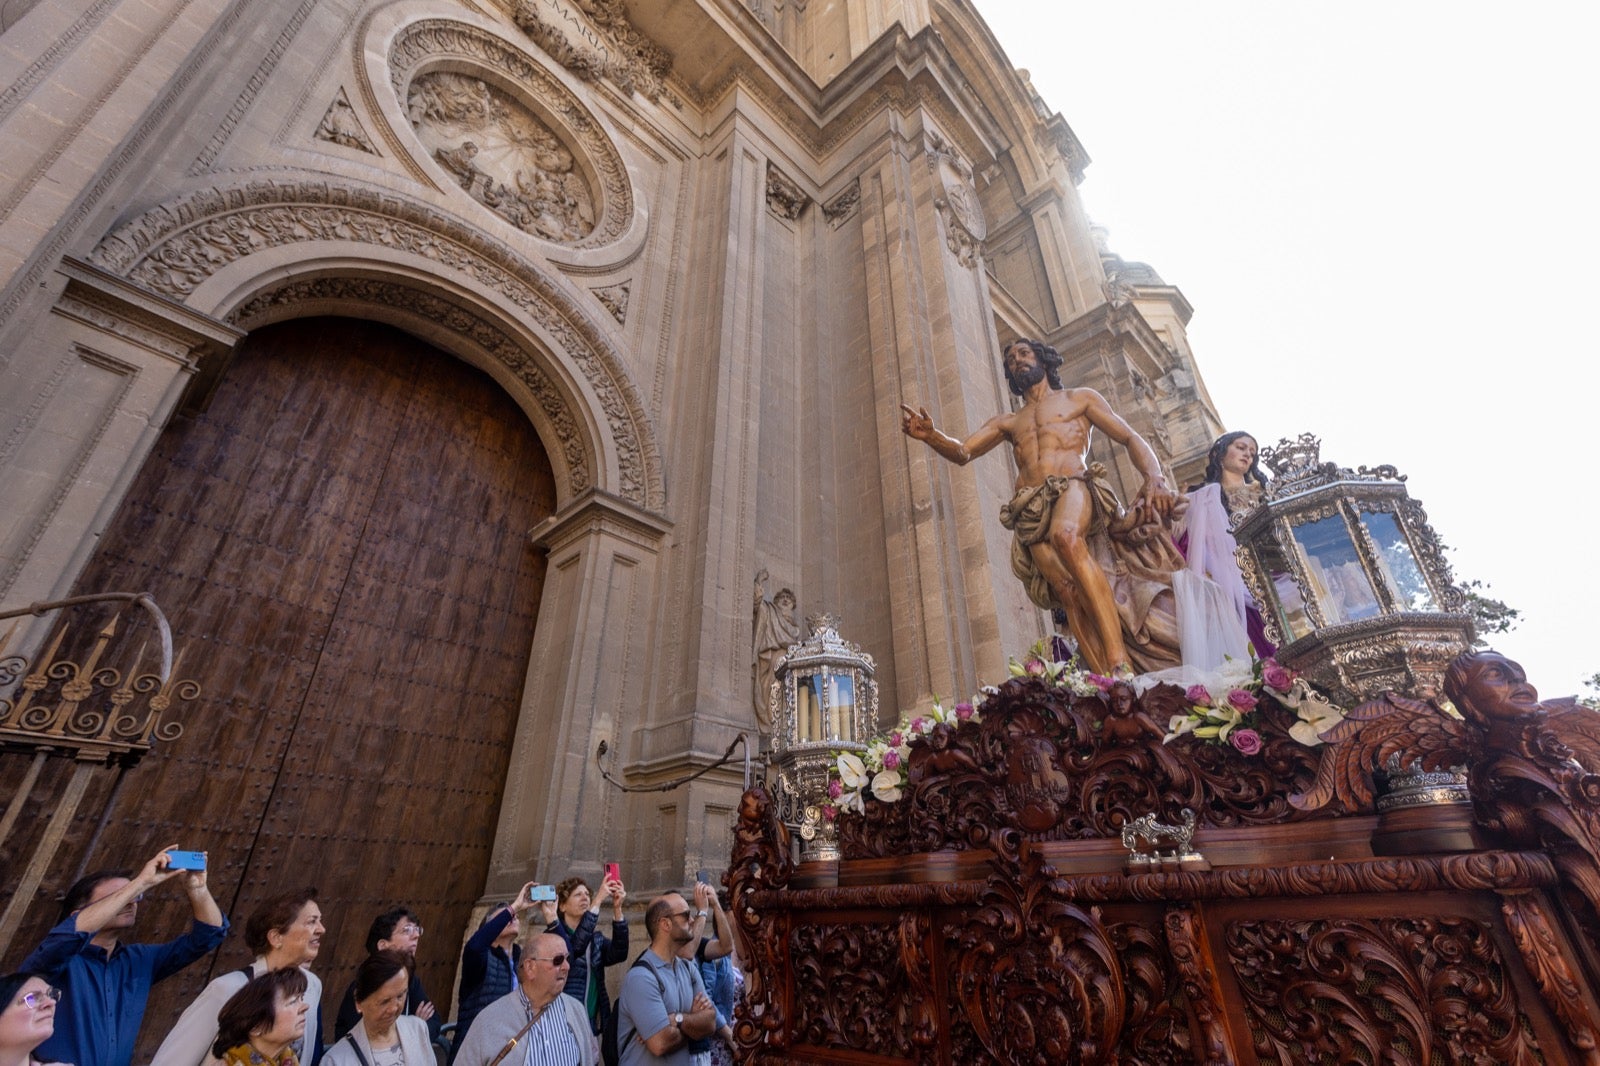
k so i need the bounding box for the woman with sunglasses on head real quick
[321,953,432,1066]
[0,974,64,1066]
[210,969,309,1066]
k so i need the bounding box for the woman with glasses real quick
[151,888,326,1066]
[209,969,309,1066]
[0,974,62,1066]
[322,952,432,1066]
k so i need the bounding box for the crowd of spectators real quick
[3,847,743,1066]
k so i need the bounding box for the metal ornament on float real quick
[1231,433,1475,707]
[768,612,878,862]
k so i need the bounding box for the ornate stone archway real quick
[86,175,663,511]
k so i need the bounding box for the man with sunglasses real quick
[20,845,227,1066]
[614,895,716,1066]
[453,932,596,1066]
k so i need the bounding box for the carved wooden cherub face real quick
[1445,650,1542,726]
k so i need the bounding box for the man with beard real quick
[614,894,716,1066]
[900,338,1184,674]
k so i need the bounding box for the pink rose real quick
[1227,688,1258,712]
[889,731,905,747]
[1185,684,1212,706]
[883,749,901,770]
[1089,674,1113,693]
[827,778,843,799]
[1262,661,1295,692]
[955,702,975,721]
[910,717,928,734]
[1229,728,1262,755]
[1025,659,1046,677]
[821,803,838,821]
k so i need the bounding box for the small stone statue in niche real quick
[752,569,799,730]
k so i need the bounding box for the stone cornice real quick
[529,486,672,554]
[53,257,243,368]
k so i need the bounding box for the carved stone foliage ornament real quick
[87,179,662,509]
[821,180,860,229]
[314,87,377,154]
[765,163,809,221]
[590,282,628,324]
[388,21,634,248]
[927,131,986,268]
[510,0,675,104]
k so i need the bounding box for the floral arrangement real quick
[824,641,1345,812]
[830,694,980,816]
[1162,655,1344,753]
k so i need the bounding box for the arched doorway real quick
[21,316,556,1054]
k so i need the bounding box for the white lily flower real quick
[837,752,870,790]
[871,769,903,803]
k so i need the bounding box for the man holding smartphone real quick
[21,844,227,1066]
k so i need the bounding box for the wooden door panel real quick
[1,317,554,1060]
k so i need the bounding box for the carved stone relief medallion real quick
[926,131,986,268]
[408,71,597,242]
[387,21,636,249]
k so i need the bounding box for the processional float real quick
[735,435,1600,1065]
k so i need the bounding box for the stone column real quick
[859,120,1043,715]
[483,488,672,895]
[0,258,242,620]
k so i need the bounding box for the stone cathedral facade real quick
[0,0,1224,1033]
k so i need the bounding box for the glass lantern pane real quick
[1252,540,1314,641]
[1361,510,1435,611]
[1292,514,1381,625]
[828,674,855,741]
[798,675,825,742]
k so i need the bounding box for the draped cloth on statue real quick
[999,465,1186,674]
[1173,482,1254,670]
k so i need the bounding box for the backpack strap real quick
[617,950,668,1053]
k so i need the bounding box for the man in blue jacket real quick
[22,844,229,1066]
[448,880,539,1062]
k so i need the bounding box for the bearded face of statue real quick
[1003,342,1048,395]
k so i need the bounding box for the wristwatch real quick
[673,1012,685,1027]
[695,909,709,918]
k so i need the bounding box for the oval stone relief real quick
[408,71,596,242]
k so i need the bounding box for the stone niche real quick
[407,70,597,243]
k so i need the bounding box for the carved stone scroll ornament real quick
[764,163,809,221]
[926,131,986,268]
[86,179,662,510]
[408,71,597,243]
[386,21,633,248]
[1225,915,1545,1065]
[314,87,377,154]
[509,0,675,104]
[950,849,1125,1064]
[821,180,860,229]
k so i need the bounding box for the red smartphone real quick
[604,862,620,883]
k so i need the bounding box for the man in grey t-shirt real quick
[616,893,717,1066]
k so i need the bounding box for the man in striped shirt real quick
[453,932,597,1066]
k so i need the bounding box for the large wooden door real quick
[3,317,556,1056]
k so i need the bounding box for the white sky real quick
[977,0,1600,697]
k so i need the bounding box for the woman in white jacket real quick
[321,953,432,1066]
[151,888,325,1066]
